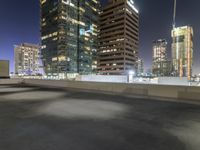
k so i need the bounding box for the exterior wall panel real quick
[0,60,9,78]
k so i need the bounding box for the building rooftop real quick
[0,84,200,150]
[14,43,40,48]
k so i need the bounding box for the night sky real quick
[0,0,200,74]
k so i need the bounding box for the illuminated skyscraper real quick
[152,39,171,76]
[40,0,99,78]
[153,39,167,62]
[98,0,139,75]
[136,58,144,76]
[171,26,193,79]
[14,43,40,76]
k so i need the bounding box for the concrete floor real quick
[0,84,200,150]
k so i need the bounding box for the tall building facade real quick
[40,0,99,78]
[152,39,170,76]
[171,26,193,79]
[14,43,40,76]
[98,0,139,75]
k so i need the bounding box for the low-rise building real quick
[14,43,40,76]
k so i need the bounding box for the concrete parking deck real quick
[0,84,200,150]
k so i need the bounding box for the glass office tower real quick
[40,0,99,79]
[171,26,193,79]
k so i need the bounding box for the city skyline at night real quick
[0,0,200,75]
[1,1,200,149]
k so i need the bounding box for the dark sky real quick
[0,0,200,74]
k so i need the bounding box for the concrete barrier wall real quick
[0,79,23,85]
[23,79,200,102]
[1,78,199,102]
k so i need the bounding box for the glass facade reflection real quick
[40,0,99,78]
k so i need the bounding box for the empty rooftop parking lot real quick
[0,84,200,150]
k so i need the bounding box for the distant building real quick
[152,39,171,76]
[14,43,40,76]
[0,60,9,78]
[145,68,153,77]
[171,26,193,79]
[40,0,100,78]
[136,58,144,76]
[98,0,139,75]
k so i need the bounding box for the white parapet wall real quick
[76,75,128,83]
[76,75,191,86]
[157,77,189,86]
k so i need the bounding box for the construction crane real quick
[172,0,178,76]
[173,0,177,29]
